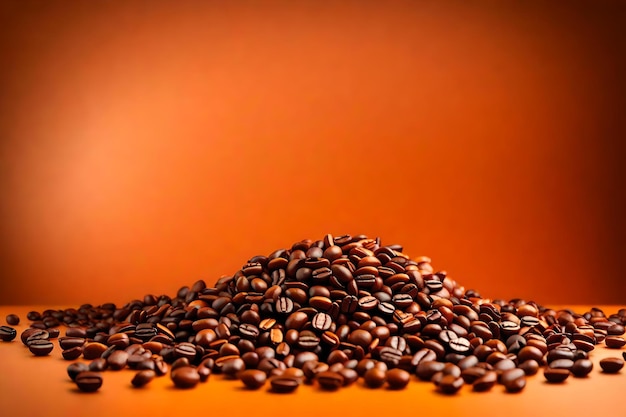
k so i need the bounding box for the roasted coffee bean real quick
[83,342,108,360]
[171,366,200,389]
[270,376,300,393]
[240,369,267,389]
[439,375,464,394]
[25,329,49,345]
[0,326,17,342]
[518,360,539,376]
[75,372,103,393]
[28,339,54,356]
[312,313,332,332]
[503,375,526,393]
[62,346,83,360]
[599,358,624,374]
[571,359,593,377]
[59,337,85,350]
[605,336,626,349]
[544,368,570,383]
[222,358,245,379]
[339,368,359,386]
[67,362,90,381]
[316,371,344,390]
[462,367,487,384]
[89,358,108,372]
[549,359,574,370]
[6,314,19,326]
[417,361,446,381]
[363,367,386,388]
[107,350,129,370]
[386,368,410,390]
[132,370,156,387]
[472,371,497,392]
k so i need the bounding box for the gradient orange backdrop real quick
[0,1,624,306]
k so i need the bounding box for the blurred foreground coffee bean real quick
[0,326,17,342]
[6,314,20,326]
[75,372,103,392]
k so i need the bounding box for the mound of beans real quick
[3,234,625,393]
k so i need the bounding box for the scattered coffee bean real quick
[6,314,19,326]
[605,336,626,349]
[599,358,624,374]
[473,371,497,392]
[0,326,17,342]
[171,366,200,389]
[240,369,267,389]
[28,339,54,356]
[131,370,156,388]
[439,375,464,394]
[386,368,410,390]
[544,368,570,383]
[364,367,386,388]
[316,371,344,390]
[270,376,300,393]
[75,372,103,393]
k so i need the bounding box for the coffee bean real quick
[499,368,525,386]
[386,368,410,390]
[549,359,574,370]
[240,369,267,389]
[171,366,200,389]
[439,375,464,394]
[339,368,359,386]
[83,342,108,360]
[75,372,103,392]
[417,361,446,381]
[518,360,539,376]
[605,336,626,349]
[311,313,332,332]
[599,357,624,374]
[472,371,497,392]
[544,368,570,383]
[0,326,17,342]
[316,371,344,390]
[364,367,386,388]
[131,370,156,387]
[67,362,90,381]
[570,359,593,377]
[107,350,129,370]
[28,339,54,356]
[6,314,19,326]
[62,346,83,360]
[221,357,245,379]
[270,376,300,393]
[89,358,108,372]
[503,375,526,393]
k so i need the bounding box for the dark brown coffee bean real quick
[0,326,17,342]
[89,358,108,372]
[75,372,103,393]
[6,314,19,326]
[472,370,497,392]
[270,376,300,393]
[499,368,525,385]
[25,329,49,345]
[549,359,574,370]
[171,366,200,389]
[462,366,487,384]
[107,350,129,370]
[363,367,386,388]
[439,375,464,394]
[67,362,90,381]
[222,357,245,379]
[339,368,359,386]
[62,346,83,360]
[59,337,85,350]
[386,368,410,390]
[28,339,54,356]
[518,360,539,376]
[417,361,446,381]
[599,357,624,373]
[240,369,267,389]
[316,371,344,390]
[544,368,570,383]
[131,370,155,387]
[503,375,526,393]
[570,359,593,377]
[517,346,544,363]
[605,336,626,349]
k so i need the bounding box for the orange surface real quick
[0,1,625,307]
[1,305,625,417]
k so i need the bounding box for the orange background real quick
[0,1,624,306]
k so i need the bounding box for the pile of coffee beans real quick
[2,234,625,394]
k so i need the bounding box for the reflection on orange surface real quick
[0,1,624,305]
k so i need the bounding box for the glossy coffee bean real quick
[131,370,156,387]
[364,367,386,388]
[6,314,20,326]
[270,376,300,393]
[599,358,624,374]
[386,368,410,390]
[75,372,103,392]
[171,366,200,389]
[28,339,54,356]
[0,326,17,342]
[316,371,344,390]
[544,368,570,383]
[239,369,267,389]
